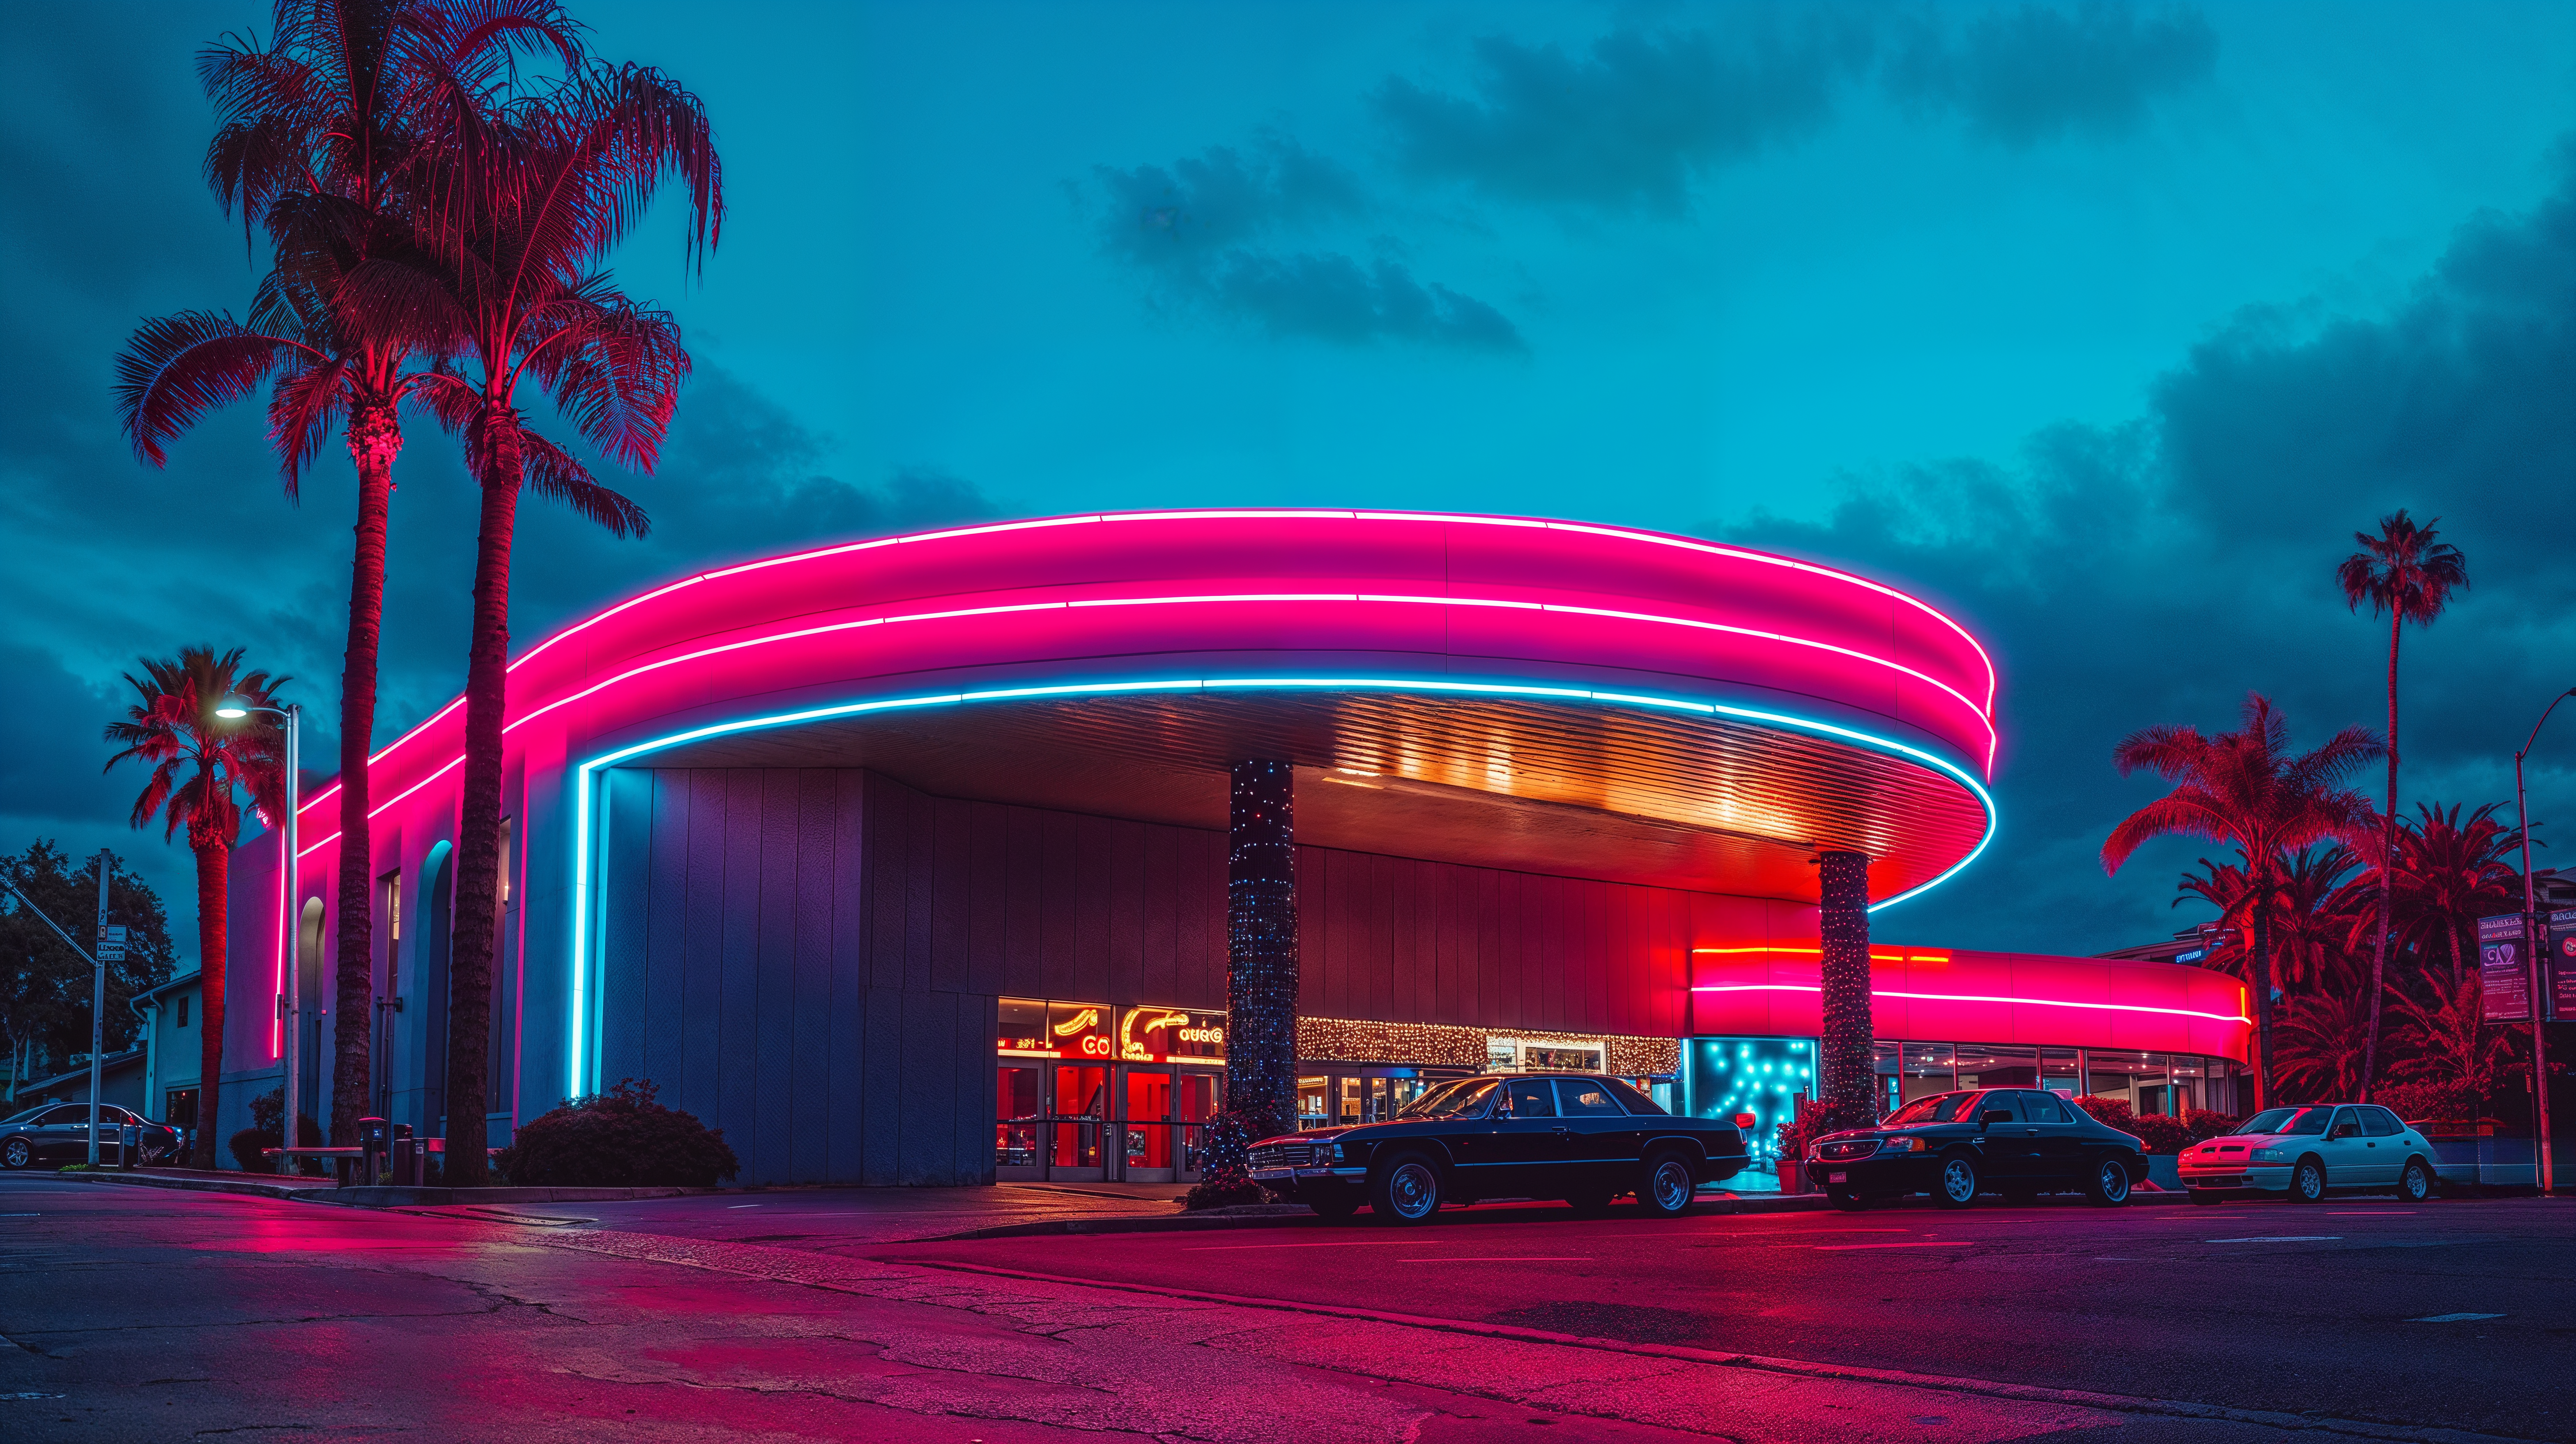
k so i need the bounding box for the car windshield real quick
[2229,1106,2331,1136]
[1880,1092,1974,1127]
[1396,1079,1497,1119]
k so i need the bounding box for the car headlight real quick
[2249,1147,2285,1162]
[1878,1136,1925,1153]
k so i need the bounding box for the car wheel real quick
[1563,1186,1615,1218]
[2084,1156,2131,1207]
[0,1136,29,1171]
[2399,1157,2433,1203]
[1637,1151,1697,1218]
[2188,1188,2226,1206]
[1934,1152,1981,1209]
[1370,1153,1445,1226]
[1827,1185,1869,1212]
[2288,1157,2327,1204]
[1309,1193,1361,1222]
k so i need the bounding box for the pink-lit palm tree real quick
[2338,511,2469,1101]
[390,62,716,1182]
[102,648,288,1169]
[2105,694,2380,1108]
[127,0,582,1150]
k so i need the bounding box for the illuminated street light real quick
[218,696,303,1166]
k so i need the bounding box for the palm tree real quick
[2388,969,2520,1105]
[2273,980,2375,1104]
[2180,845,2365,995]
[2338,511,2469,1101]
[102,648,288,1169]
[2382,803,2525,992]
[2104,693,2380,1108]
[129,0,580,1152]
[395,64,716,1183]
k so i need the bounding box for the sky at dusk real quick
[4,2,2574,965]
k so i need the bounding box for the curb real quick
[928,1191,1839,1241]
[60,1171,722,1206]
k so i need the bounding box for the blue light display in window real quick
[1683,1036,1814,1170]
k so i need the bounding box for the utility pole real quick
[87,851,110,1166]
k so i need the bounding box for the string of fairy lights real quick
[1816,849,1876,1129]
[1224,760,1300,1141]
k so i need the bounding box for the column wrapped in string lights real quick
[1817,849,1875,1130]
[1225,759,1299,1139]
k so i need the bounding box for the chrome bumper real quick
[1250,1165,1367,1183]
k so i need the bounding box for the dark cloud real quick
[1718,141,2576,954]
[1089,138,1525,352]
[1368,3,2215,215]
[1884,2,2219,146]
[1372,16,1874,215]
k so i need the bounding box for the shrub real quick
[231,1089,322,1173]
[1772,1097,1833,1187]
[494,1078,739,1187]
[2181,1109,2242,1143]
[2070,1095,2191,1154]
[1181,1109,1269,1211]
[2375,1079,2476,1127]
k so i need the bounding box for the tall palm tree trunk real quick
[192,832,229,1169]
[443,411,522,1187]
[2250,887,2275,1110]
[329,404,399,1149]
[2362,611,2398,1103]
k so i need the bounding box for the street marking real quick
[2205,1236,2338,1243]
[1186,1241,1433,1251]
[1401,1256,1593,1263]
[1813,1240,1967,1250]
[0,1213,37,1217]
[2409,1313,2505,1323]
[2327,1211,2416,1216]
[727,1204,762,1209]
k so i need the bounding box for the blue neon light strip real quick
[564,676,1998,1096]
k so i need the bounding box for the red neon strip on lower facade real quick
[1688,982,2251,1026]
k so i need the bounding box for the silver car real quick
[2177,1103,2435,1204]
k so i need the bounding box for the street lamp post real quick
[2512,687,2571,1198]
[218,699,300,1163]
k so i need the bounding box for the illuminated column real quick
[1817,850,1875,1130]
[1226,760,1298,1137]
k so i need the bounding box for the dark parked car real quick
[0,1102,181,1170]
[1803,1088,2147,1210]
[1249,1072,1748,1225]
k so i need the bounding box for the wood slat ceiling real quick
[640,691,1986,903]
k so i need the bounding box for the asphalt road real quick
[5,1173,2569,1442]
[871,1193,2576,1440]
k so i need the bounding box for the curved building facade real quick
[218,510,2244,1184]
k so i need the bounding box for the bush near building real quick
[494,1078,739,1187]
[2071,1095,2204,1154]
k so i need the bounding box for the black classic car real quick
[1249,1072,1748,1225]
[1802,1087,2148,1210]
[0,1102,182,1169]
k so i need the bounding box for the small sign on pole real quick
[2546,909,2576,1024]
[97,925,126,963]
[2478,912,2533,1023]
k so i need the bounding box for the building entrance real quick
[996,998,1227,1183]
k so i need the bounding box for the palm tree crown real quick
[2105,693,2381,1108]
[103,645,288,1169]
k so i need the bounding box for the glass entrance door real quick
[1050,1064,1110,1179]
[997,1063,1043,1179]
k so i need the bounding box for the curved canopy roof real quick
[304,510,2001,906]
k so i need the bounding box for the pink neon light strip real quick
[1690,982,2250,1026]
[286,586,1996,847]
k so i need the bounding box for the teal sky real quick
[5,2,2575,960]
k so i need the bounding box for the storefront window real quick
[1116,1005,1225,1063]
[1957,1043,2038,1090]
[1049,1001,1116,1061]
[1296,1075,1329,1129]
[1872,1041,1901,1114]
[1900,1042,1955,1102]
[1683,1037,1813,1171]
[2041,1047,2080,1097]
[999,998,1048,1055]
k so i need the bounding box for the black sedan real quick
[1803,1087,2147,1210]
[0,1102,181,1169]
[1249,1072,1749,1225]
